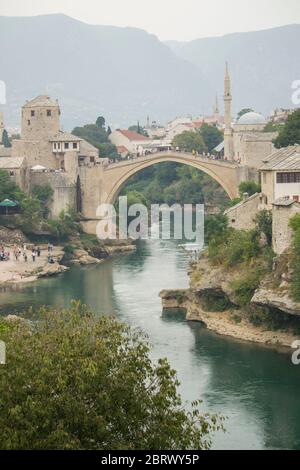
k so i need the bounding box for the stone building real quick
[109,129,151,156]
[223,65,276,169]
[0,156,28,190]
[272,198,300,255]
[12,95,99,174]
[260,145,300,207]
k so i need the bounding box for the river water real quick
[0,238,300,449]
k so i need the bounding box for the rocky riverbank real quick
[160,251,300,352]
[0,245,68,289]
[0,227,136,288]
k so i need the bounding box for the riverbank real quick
[0,226,136,288]
[0,245,68,288]
[160,245,300,353]
[160,289,297,352]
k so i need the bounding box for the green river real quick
[0,238,300,449]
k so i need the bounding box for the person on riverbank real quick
[32,248,36,262]
[37,246,41,257]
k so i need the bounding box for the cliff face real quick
[160,251,300,351]
[188,252,300,317]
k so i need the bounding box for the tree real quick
[72,118,118,159]
[254,210,272,245]
[128,125,148,137]
[289,214,300,301]
[239,181,261,197]
[172,130,207,154]
[273,109,300,148]
[237,108,254,120]
[0,170,22,201]
[1,129,11,148]
[0,302,222,450]
[32,185,54,218]
[96,116,106,129]
[107,126,112,136]
[200,124,223,153]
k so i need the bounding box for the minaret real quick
[224,62,234,160]
[213,94,219,116]
[146,115,150,129]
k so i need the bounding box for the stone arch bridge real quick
[79,151,252,226]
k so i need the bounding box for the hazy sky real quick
[1,0,300,41]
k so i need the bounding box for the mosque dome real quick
[237,111,266,125]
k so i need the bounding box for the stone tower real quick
[21,95,60,140]
[224,63,234,160]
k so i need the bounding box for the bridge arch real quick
[103,152,240,204]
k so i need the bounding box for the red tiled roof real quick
[117,145,129,153]
[118,129,149,141]
[192,121,204,129]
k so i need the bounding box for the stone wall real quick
[272,202,300,255]
[29,172,76,218]
[225,193,262,230]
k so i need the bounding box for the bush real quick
[238,181,261,197]
[0,302,223,450]
[289,218,300,301]
[231,270,262,306]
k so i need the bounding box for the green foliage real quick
[128,124,149,137]
[289,213,300,232]
[208,229,260,267]
[48,209,81,242]
[172,130,207,154]
[32,185,54,218]
[72,117,119,160]
[201,292,233,312]
[263,122,283,133]
[200,123,223,153]
[0,302,223,450]
[237,108,253,119]
[96,116,106,128]
[239,181,261,197]
[231,270,262,306]
[1,129,11,148]
[273,109,300,148]
[289,215,300,301]
[120,162,230,210]
[0,170,23,201]
[204,213,228,243]
[254,210,272,245]
[228,197,242,207]
[246,305,293,331]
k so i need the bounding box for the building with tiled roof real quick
[260,145,300,207]
[109,129,151,156]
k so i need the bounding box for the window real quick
[90,156,95,163]
[27,120,30,126]
[73,142,78,150]
[276,172,300,183]
[64,142,69,150]
[31,110,35,117]
[54,143,57,150]
[47,110,51,117]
